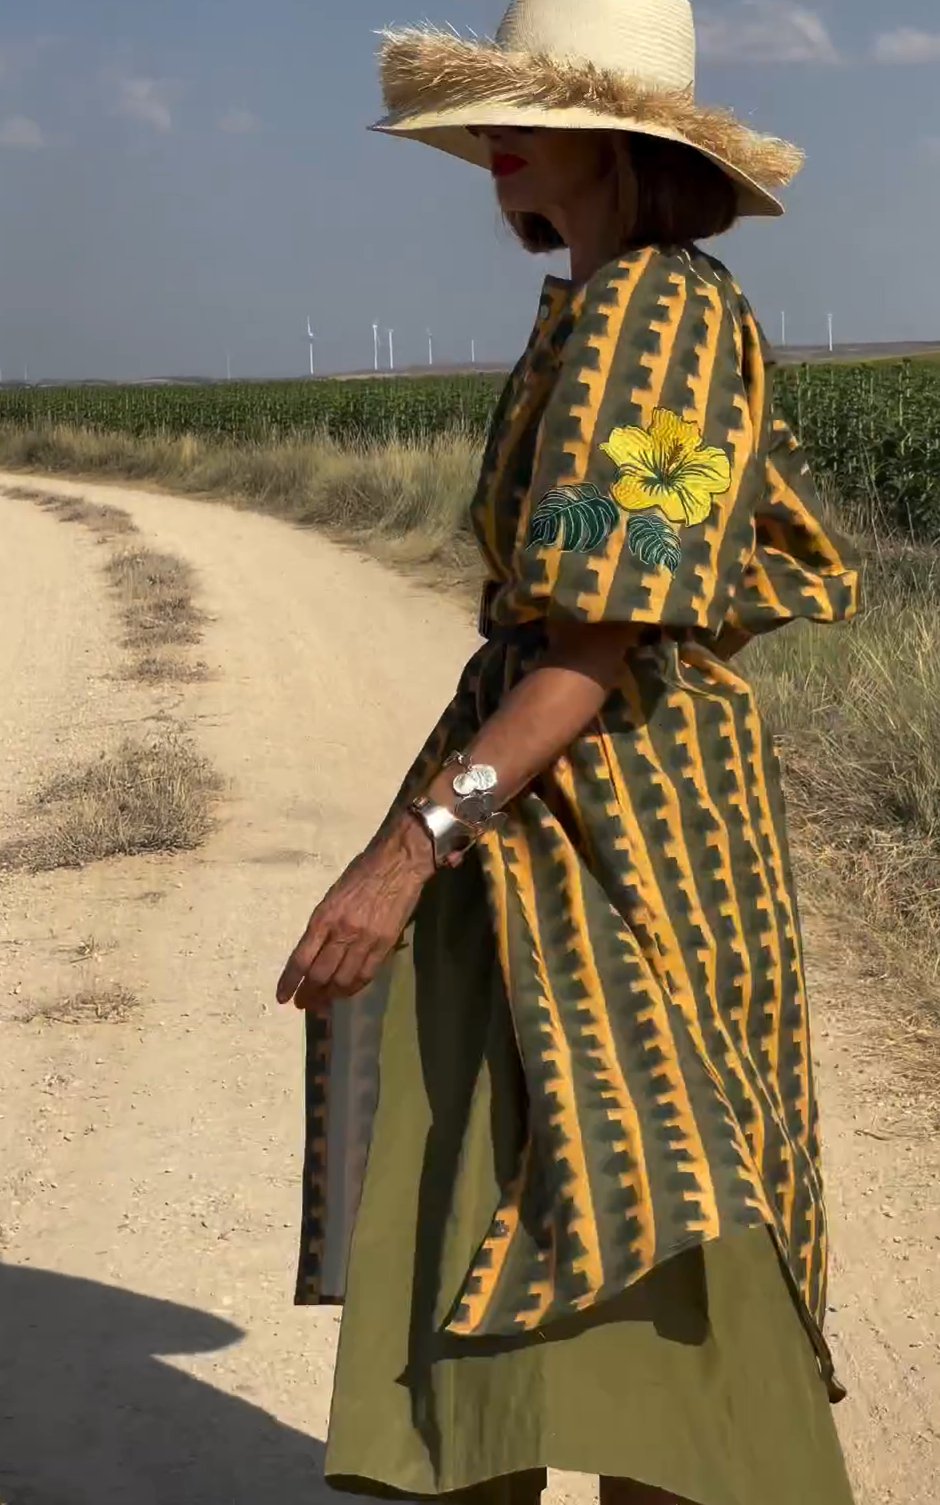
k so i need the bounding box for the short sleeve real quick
[502,247,765,636]
[715,411,859,655]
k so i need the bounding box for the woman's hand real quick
[276,621,642,1013]
[276,813,436,1012]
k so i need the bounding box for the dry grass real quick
[37,491,139,537]
[0,731,224,871]
[3,483,52,500]
[748,539,940,1003]
[0,422,483,581]
[70,934,116,964]
[8,475,209,682]
[20,985,140,1025]
[127,653,212,684]
[798,887,939,1131]
[105,546,204,650]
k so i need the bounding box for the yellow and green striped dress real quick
[296,245,859,1504]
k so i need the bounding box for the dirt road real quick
[1,473,937,1505]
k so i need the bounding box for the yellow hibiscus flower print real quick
[600,408,733,526]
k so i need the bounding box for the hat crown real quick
[496,0,696,93]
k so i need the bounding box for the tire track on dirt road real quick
[0,472,937,1505]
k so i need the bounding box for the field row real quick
[2,359,938,537]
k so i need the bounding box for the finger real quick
[294,975,333,1014]
[290,941,352,1012]
[297,936,388,1008]
[334,936,397,1000]
[304,939,351,992]
[276,919,330,1004]
[329,941,379,998]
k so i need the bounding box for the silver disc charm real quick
[452,762,498,797]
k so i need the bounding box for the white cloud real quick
[115,76,175,132]
[698,2,840,64]
[0,114,44,148]
[872,29,940,64]
[218,108,261,134]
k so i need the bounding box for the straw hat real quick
[371,0,803,218]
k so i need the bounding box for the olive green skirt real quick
[320,860,854,1504]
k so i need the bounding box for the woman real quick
[278,2,859,1502]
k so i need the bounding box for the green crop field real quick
[778,361,940,537]
[0,377,501,446]
[2,357,939,537]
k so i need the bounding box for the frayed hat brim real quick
[373,28,804,217]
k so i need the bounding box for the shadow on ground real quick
[0,1263,327,1505]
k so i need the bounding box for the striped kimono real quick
[296,244,859,1404]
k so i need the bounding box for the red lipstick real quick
[491,152,527,179]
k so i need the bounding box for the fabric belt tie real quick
[478,580,545,647]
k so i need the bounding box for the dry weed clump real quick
[38,492,139,537]
[2,484,49,500]
[104,547,204,651]
[20,985,140,1026]
[70,935,117,964]
[0,732,224,872]
[127,653,212,684]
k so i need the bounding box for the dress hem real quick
[324,1461,706,1503]
[296,1220,846,1403]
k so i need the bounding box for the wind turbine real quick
[388,328,395,372]
[470,338,476,367]
[307,317,316,377]
[827,312,834,354]
[427,328,434,368]
[372,322,380,373]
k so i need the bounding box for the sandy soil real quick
[0,472,937,1505]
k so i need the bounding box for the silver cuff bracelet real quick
[408,796,480,869]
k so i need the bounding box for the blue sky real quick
[0,1,938,380]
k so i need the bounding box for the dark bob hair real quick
[505,132,739,253]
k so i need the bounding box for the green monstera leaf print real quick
[526,484,620,553]
[627,514,683,574]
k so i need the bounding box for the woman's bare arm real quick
[421,620,640,817]
[276,621,640,1008]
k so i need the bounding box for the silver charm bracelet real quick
[444,750,502,828]
[407,752,505,869]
